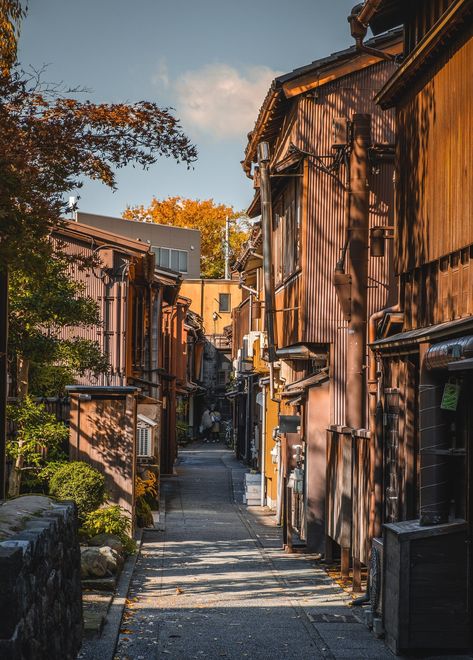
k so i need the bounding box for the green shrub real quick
[49,461,105,521]
[38,460,69,485]
[136,497,153,528]
[82,505,136,554]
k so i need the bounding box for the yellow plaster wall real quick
[179,279,243,336]
[264,389,279,507]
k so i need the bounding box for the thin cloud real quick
[152,58,169,88]
[171,63,281,139]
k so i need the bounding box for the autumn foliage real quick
[123,197,250,278]
[0,71,197,268]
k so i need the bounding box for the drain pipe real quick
[368,300,401,541]
[258,141,278,364]
[348,1,396,62]
[261,383,266,507]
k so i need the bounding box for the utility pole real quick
[346,113,371,431]
[224,216,230,280]
[346,113,371,592]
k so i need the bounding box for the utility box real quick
[244,472,261,506]
[332,117,350,148]
[383,519,469,654]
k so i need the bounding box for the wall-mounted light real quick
[370,226,395,257]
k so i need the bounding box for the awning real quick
[276,344,327,363]
[285,369,329,392]
[371,316,473,351]
[448,358,473,372]
[137,413,158,427]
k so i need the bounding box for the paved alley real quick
[114,445,391,660]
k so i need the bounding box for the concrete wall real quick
[0,497,82,660]
[77,212,201,278]
[179,279,243,335]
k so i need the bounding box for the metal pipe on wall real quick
[261,384,266,507]
[257,142,278,362]
[346,113,371,430]
[367,301,401,541]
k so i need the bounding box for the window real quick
[219,293,231,312]
[137,425,153,457]
[152,246,188,273]
[273,177,301,285]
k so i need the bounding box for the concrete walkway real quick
[114,445,392,659]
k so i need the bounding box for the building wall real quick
[395,32,473,275]
[264,392,279,507]
[77,212,201,278]
[180,279,243,336]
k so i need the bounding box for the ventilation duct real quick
[424,335,473,370]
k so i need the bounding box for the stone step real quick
[82,592,113,639]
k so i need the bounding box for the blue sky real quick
[18,0,359,216]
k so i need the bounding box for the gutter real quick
[348,1,397,62]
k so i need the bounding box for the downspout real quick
[348,1,396,62]
[367,299,401,541]
[258,142,278,366]
[261,383,266,507]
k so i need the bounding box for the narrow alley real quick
[114,445,391,660]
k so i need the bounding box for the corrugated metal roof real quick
[372,316,473,350]
[242,28,403,174]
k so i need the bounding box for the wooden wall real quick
[395,31,473,275]
[69,393,136,521]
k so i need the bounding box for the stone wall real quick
[0,496,83,660]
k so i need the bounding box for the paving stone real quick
[112,444,393,659]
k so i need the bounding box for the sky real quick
[18,0,360,217]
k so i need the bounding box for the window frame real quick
[152,246,189,274]
[219,292,231,313]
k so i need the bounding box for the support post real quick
[341,547,350,578]
[353,557,362,592]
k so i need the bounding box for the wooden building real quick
[352,0,473,653]
[55,220,191,496]
[239,30,401,562]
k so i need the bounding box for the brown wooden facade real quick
[240,32,401,558]
[55,221,190,479]
[363,0,473,653]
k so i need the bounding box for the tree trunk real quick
[8,355,29,497]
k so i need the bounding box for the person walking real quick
[210,406,221,443]
[200,407,213,443]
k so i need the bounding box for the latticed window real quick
[137,425,152,457]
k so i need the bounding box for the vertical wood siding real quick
[292,61,397,424]
[396,33,473,274]
[55,237,128,387]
